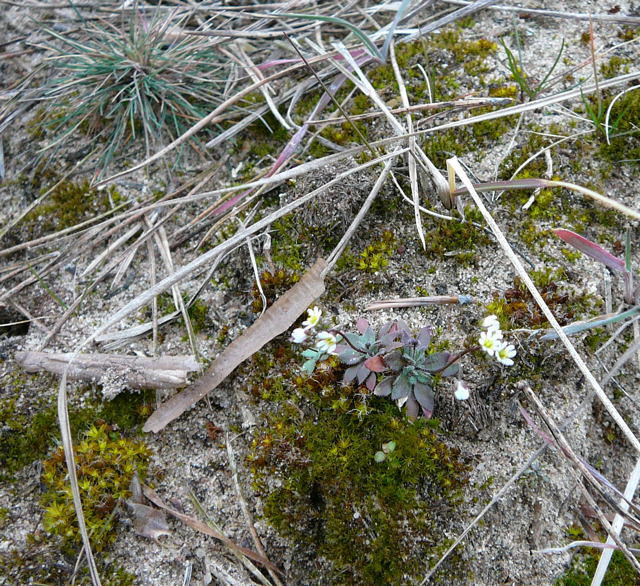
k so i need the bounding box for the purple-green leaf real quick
[384,350,403,371]
[364,355,386,372]
[440,362,460,377]
[344,364,359,384]
[413,383,434,414]
[405,395,420,419]
[423,352,449,372]
[356,362,370,384]
[356,318,369,334]
[417,326,433,350]
[339,348,363,365]
[392,373,411,400]
[365,371,377,391]
[375,377,393,396]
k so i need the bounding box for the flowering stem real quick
[329,329,365,354]
[430,347,479,375]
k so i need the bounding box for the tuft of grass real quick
[500,34,564,100]
[37,9,229,173]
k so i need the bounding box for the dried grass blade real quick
[88,152,401,347]
[366,295,474,310]
[226,431,283,586]
[539,306,640,341]
[440,0,640,24]
[188,492,273,586]
[593,457,640,585]
[143,259,326,433]
[389,41,425,249]
[141,486,280,572]
[522,384,640,573]
[57,371,102,585]
[447,156,640,454]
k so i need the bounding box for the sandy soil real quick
[1,1,640,585]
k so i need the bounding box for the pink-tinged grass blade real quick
[210,53,373,218]
[554,229,626,273]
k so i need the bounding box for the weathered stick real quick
[15,351,200,390]
[365,295,475,310]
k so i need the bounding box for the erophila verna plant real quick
[292,308,516,418]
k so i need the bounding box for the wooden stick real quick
[16,352,199,390]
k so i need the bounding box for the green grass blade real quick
[273,12,382,61]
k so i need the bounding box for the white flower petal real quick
[481,315,500,330]
[479,331,503,356]
[302,306,322,329]
[291,328,308,344]
[454,380,470,401]
[316,331,337,355]
[496,343,517,366]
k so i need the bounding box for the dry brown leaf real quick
[143,258,326,433]
[128,502,171,541]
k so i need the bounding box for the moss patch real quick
[41,422,151,552]
[247,346,467,584]
[0,377,152,482]
[556,550,640,585]
[485,269,601,330]
[22,178,123,237]
[423,206,492,266]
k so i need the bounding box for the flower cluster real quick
[291,307,340,372]
[292,307,338,353]
[478,315,516,366]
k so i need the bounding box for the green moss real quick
[324,119,368,146]
[423,206,491,266]
[618,26,640,41]
[41,422,151,551]
[485,270,601,330]
[336,229,397,274]
[269,216,308,272]
[247,347,467,584]
[423,109,516,168]
[22,179,123,236]
[600,56,631,79]
[556,550,640,585]
[489,84,519,99]
[0,379,152,481]
[241,109,290,159]
[269,214,342,272]
[498,124,622,250]
[251,268,301,312]
[155,292,212,335]
[598,89,640,163]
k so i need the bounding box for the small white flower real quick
[479,329,503,356]
[481,314,501,331]
[302,306,322,329]
[291,328,308,344]
[495,343,517,366]
[316,331,338,355]
[454,380,470,401]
